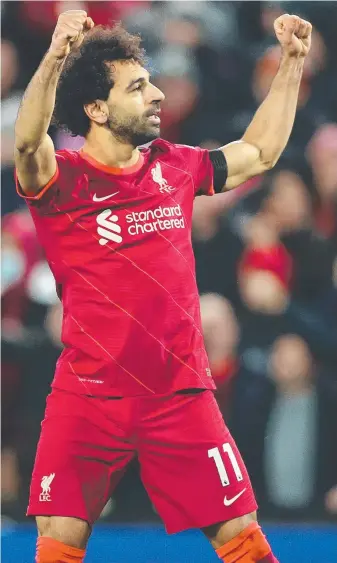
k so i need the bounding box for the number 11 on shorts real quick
[208,443,243,487]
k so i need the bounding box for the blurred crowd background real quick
[1,0,337,527]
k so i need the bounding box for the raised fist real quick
[274,14,312,57]
[50,10,94,59]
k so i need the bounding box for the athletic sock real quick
[215,522,279,562]
[36,536,85,563]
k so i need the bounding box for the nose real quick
[151,83,165,103]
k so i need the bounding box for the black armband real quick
[208,150,228,193]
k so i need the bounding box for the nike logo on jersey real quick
[93,191,119,202]
[223,488,246,506]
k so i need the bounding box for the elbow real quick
[243,136,278,172]
[259,143,286,171]
[259,151,279,172]
[260,158,276,172]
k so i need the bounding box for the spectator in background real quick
[125,0,238,56]
[252,24,327,107]
[126,1,249,145]
[238,164,334,307]
[306,122,337,241]
[192,177,262,296]
[200,294,239,417]
[152,47,201,143]
[236,2,283,47]
[325,485,337,518]
[238,213,293,316]
[1,39,21,166]
[17,1,150,37]
[267,164,335,313]
[1,210,41,519]
[1,39,23,214]
[262,167,312,234]
[265,335,337,519]
[1,209,60,520]
[230,334,337,520]
[235,19,331,159]
[232,164,336,370]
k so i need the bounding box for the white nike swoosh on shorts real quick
[93,191,119,202]
[223,488,246,506]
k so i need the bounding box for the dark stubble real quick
[106,106,160,147]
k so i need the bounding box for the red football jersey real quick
[16,139,217,396]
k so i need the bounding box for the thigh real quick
[28,389,135,525]
[138,391,257,534]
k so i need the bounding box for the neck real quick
[83,127,140,169]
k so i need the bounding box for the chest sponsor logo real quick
[96,205,185,245]
[97,210,123,245]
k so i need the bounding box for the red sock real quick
[36,536,85,562]
[216,522,279,562]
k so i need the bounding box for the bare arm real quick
[14,53,65,194]
[14,10,93,195]
[219,14,312,191]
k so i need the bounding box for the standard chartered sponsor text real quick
[126,205,185,235]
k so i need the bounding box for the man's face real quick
[105,60,165,146]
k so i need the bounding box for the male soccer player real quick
[14,10,311,563]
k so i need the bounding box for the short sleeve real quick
[15,151,76,212]
[176,145,215,197]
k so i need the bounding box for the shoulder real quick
[54,149,90,190]
[31,149,88,209]
[55,149,83,168]
[142,139,208,167]
[141,139,214,197]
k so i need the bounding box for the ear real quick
[84,100,108,125]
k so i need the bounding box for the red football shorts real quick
[28,388,257,533]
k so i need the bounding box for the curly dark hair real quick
[53,24,146,137]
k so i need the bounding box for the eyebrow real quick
[126,76,149,91]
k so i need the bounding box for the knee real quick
[36,516,91,550]
[202,511,257,549]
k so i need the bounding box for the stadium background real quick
[1,1,337,561]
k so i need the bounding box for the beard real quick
[106,108,161,147]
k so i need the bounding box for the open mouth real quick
[146,110,161,125]
[147,114,161,124]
